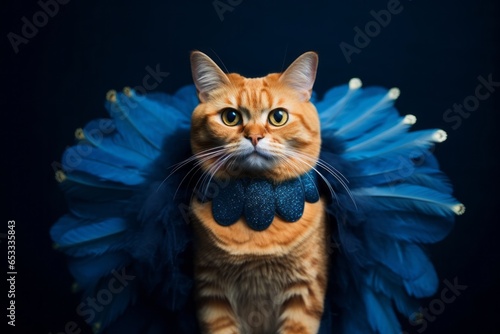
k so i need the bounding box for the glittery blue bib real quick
[196,171,320,231]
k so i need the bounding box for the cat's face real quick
[190,51,320,182]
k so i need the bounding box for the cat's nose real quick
[246,134,264,147]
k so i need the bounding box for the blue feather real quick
[347,156,425,187]
[67,253,131,289]
[403,265,439,297]
[115,92,182,150]
[62,145,148,185]
[82,119,152,166]
[52,216,129,249]
[366,238,438,293]
[65,198,134,220]
[147,84,199,114]
[52,217,132,258]
[320,87,388,134]
[343,115,414,152]
[362,288,401,334]
[57,175,139,221]
[104,98,161,161]
[406,170,453,193]
[365,212,454,243]
[315,83,349,107]
[93,276,138,332]
[343,129,445,160]
[335,102,399,140]
[132,180,191,267]
[59,171,135,201]
[365,268,420,316]
[316,83,352,121]
[352,184,462,217]
[351,161,452,193]
[347,147,438,179]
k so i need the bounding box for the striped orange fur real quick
[189,51,328,334]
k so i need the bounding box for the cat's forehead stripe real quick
[236,88,243,106]
[260,88,272,107]
[235,87,275,111]
[247,88,258,109]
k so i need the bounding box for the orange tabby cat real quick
[189,50,328,334]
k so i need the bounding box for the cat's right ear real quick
[190,51,230,102]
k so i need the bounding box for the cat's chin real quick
[237,152,275,174]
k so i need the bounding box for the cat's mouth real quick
[234,147,274,171]
[241,151,272,162]
[250,149,270,158]
[249,146,275,159]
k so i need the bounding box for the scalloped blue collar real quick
[196,171,320,231]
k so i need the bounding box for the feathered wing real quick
[315,79,464,334]
[52,80,463,334]
[51,85,200,333]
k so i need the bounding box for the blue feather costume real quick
[52,78,464,333]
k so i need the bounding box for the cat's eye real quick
[221,108,242,126]
[268,108,289,127]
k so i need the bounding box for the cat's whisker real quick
[178,143,238,167]
[292,151,352,192]
[162,143,240,195]
[301,155,354,201]
[269,142,350,185]
[291,155,338,203]
[267,142,355,208]
[270,143,350,186]
[203,154,235,197]
[169,145,229,171]
[198,153,235,199]
[200,157,225,195]
[196,158,222,196]
[172,151,227,198]
[163,149,225,187]
[292,152,350,196]
[226,155,239,175]
[195,149,233,197]
[162,147,232,196]
[263,146,331,200]
[271,151,338,202]
[225,153,248,178]
[314,158,350,185]
[174,156,219,197]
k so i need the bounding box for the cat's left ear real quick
[279,51,318,102]
[190,51,231,102]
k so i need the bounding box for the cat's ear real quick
[279,51,318,101]
[190,51,230,102]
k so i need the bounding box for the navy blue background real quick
[2,0,499,333]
